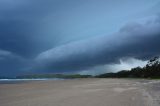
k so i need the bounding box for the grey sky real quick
[0,0,160,76]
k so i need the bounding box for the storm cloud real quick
[0,0,160,76]
[34,16,160,73]
[0,49,28,76]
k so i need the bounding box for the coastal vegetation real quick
[96,56,160,78]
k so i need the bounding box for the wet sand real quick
[0,78,160,106]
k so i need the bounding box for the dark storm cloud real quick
[34,16,160,73]
[0,0,89,57]
[0,0,38,57]
[0,49,29,76]
[1,0,158,57]
[0,0,89,76]
[0,0,160,76]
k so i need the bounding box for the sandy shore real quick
[0,78,160,106]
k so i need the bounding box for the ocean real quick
[0,78,65,84]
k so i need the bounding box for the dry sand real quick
[0,78,160,106]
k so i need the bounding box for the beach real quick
[0,78,160,106]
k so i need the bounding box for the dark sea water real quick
[0,78,65,84]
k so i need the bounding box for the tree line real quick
[96,56,160,78]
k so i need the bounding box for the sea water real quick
[0,78,65,84]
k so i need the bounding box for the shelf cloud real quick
[34,16,160,74]
[0,0,160,76]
